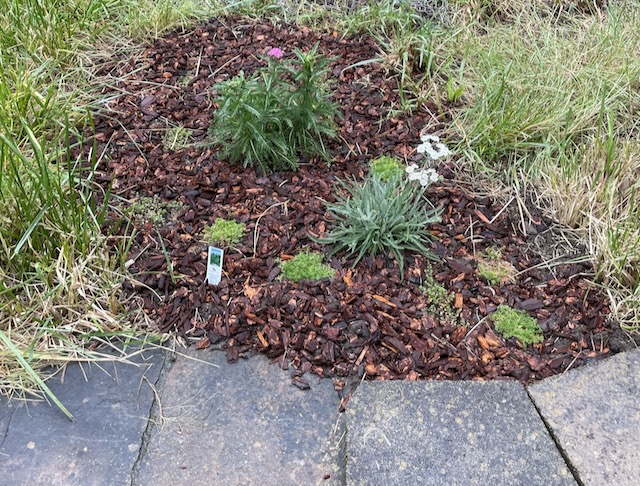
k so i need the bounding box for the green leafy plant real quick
[369,155,404,181]
[210,44,340,173]
[164,125,192,150]
[125,195,181,225]
[477,246,517,285]
[317,175,441,279]
[491,305,543,346]
[203,218,245,247]
[421,264,457,322]
[279,250,334,282]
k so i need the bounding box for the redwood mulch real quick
[92,16,615,390]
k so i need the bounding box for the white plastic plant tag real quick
[206,246,224,285]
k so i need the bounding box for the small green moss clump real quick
[126,195,181,225]
[204,218,245,247]
[477,246,517,285]
[369,155,405,181]
[279,250,335,282]
[491,305,543,346]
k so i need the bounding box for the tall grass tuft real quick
[433,1,640,328]
[0,0,220,406]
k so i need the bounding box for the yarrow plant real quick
[405,164,439,187]
[210,43,340,173]
[416,133,451,161]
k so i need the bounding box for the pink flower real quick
[267,47,284,58]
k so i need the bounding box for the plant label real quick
[206,246,224,285]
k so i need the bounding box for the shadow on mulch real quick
[91,16,618,388]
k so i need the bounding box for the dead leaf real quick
[196,337,210,349]
[244,284,259,300]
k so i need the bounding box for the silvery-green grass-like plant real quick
[317,173,441,279]
[210,43,340,173]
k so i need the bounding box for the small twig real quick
[489,195,515,224]
[464,315,489,340]
[194,46,204,78]
[563,352,582,374]
[253,200,289,258]
[469,215,476,258]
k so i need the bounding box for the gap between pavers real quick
[528,349,640,486]
[132,348,344,486]
[345,380,576,486]
[0,347,165,486]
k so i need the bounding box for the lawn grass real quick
[429,1,640,330]
[1,0,639,409]
[0,0,225,405]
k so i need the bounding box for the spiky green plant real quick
[317,175,441,279]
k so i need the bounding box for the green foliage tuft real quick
[421,264,457,322]
[477,246,517,285]
[279,250,334,282]
[316,175,441,279]
[163,125,192,150]
[491,305,543,346]
[210,44,340,173]
[125,195,181,225]
[203,218,245,247]
[369,155,405,181]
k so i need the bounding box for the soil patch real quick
[93,16,615,386]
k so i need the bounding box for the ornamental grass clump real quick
[210,44,340,173]
[317,175,441,279]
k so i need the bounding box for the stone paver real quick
[133,349,343,486]
[345,380,575,486]
[0,348,165,486]
[529,350,640,486]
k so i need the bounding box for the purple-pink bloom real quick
[267,47,284,58]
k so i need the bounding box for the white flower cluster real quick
[405,164,439,187]
[416,133,450,160]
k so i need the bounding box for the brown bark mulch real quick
[92,16,616,390]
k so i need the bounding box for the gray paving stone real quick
[345,380,575,486]
[0,347,165,486]
[529,350,640,486]
[134,349,343,486]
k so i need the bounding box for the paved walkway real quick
[0,345,638,485]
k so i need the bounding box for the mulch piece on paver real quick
[91,16,616,386]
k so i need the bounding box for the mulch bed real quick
[92,16,616,391]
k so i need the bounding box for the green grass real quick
[425,1,640,329]
[491,305,543,347]
[0,0,226,405]
[279,250,335,282]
